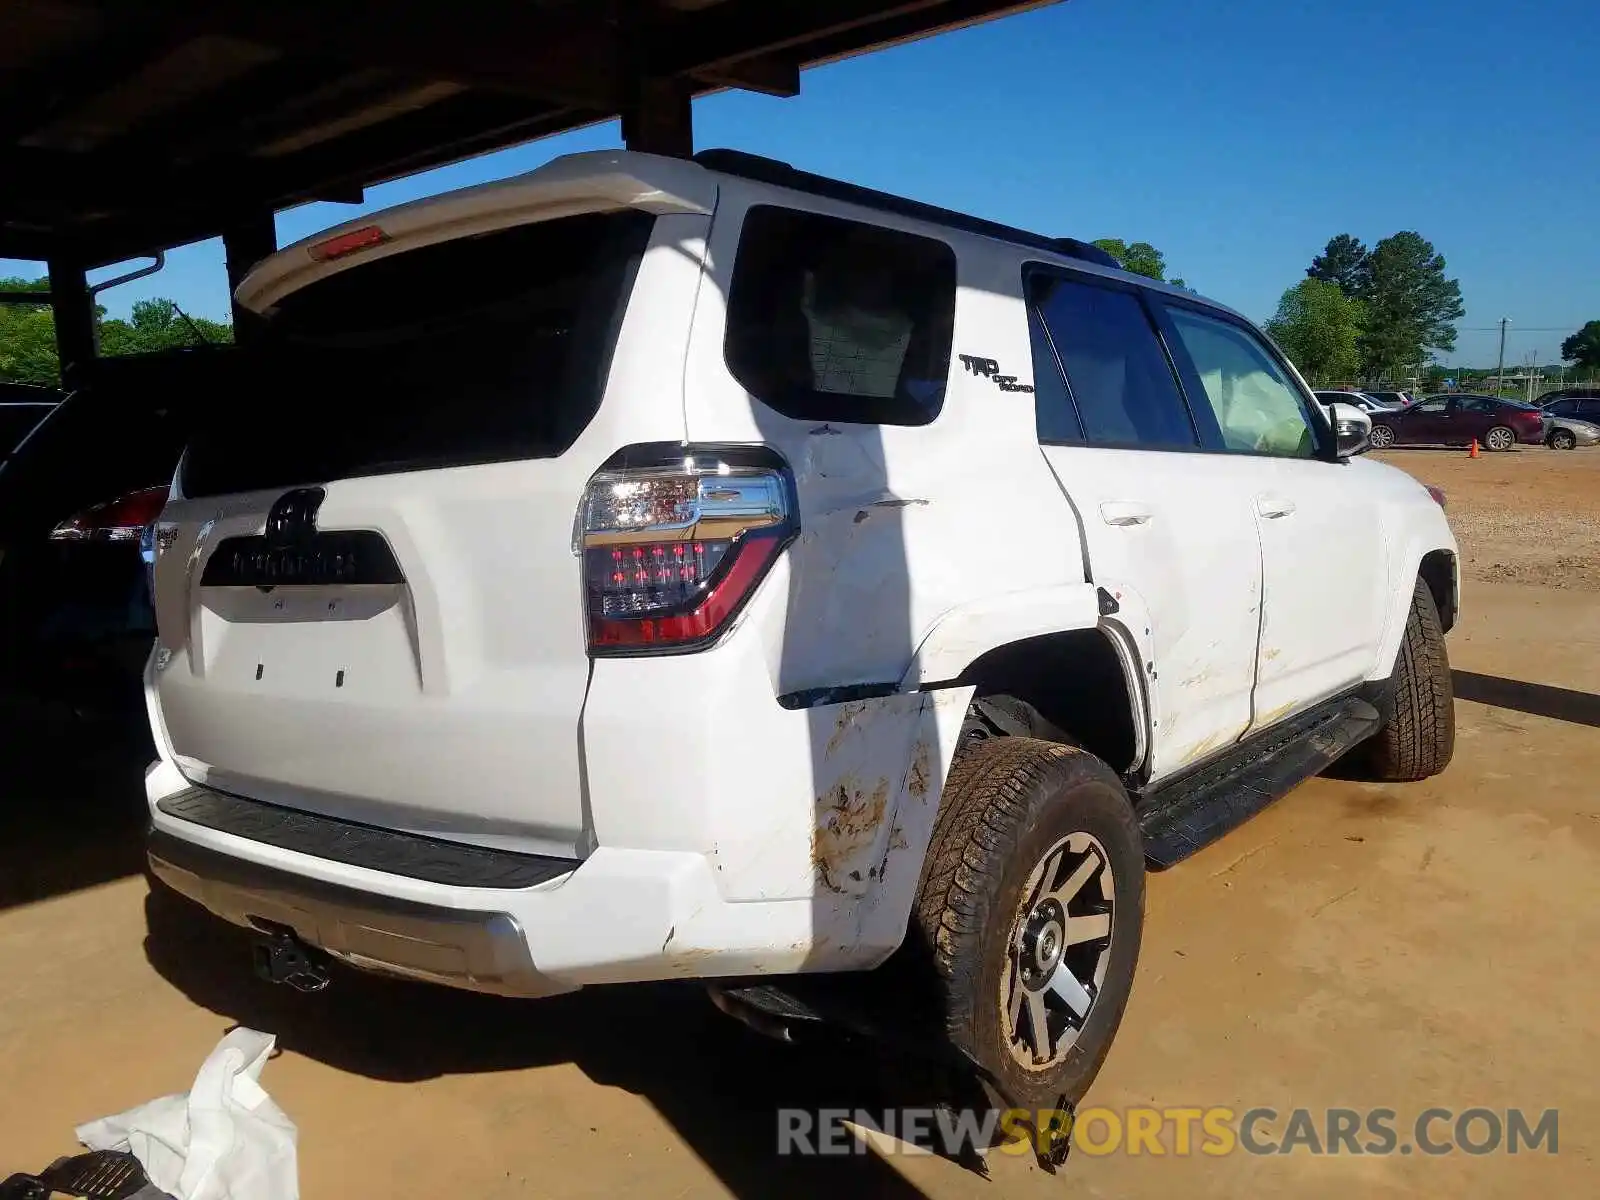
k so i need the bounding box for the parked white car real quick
[143,149,1459,1109]
[1314,389,1392,415]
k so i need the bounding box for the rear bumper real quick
[145,755,834,996]
[148,828,555,997]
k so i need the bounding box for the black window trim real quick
[1021,261,1207,454]
[1154,293,1337,462]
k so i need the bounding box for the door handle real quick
[1099,501,1153,527]
[1256,495,1296,519]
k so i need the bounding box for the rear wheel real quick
[1368,423,1395,449]
[1484,425,1516,452]
[912,738,1143,1107]
[1362,577,1455,781]
[1548,428,1577,450]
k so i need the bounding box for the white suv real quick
[143,149,1458,1109]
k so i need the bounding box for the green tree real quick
[1264,278,1365,382]
[0,277,59,386]
[1560,320,1600,371]
[1092,238,1186,288]
[1356,232,1463,381]
[99,298,232,356]
[0,282,232,385]
[1306,234,1370,297]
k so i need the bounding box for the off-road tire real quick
[1363,576,1455,780]
[912,737,1143,1108]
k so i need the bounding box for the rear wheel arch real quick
[952,629,1145,779]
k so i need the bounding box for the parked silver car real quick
[1544,414,1600,450]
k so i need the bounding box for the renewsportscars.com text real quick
[777,1105,1559,1158]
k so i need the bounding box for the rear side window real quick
[1028,272,1197,449]
[723,206,956,426]
[182,210,655,498]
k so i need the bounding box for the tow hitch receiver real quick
[252,928,331,993]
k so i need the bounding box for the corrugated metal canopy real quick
[2,0,1058,266]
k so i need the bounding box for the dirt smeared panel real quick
[812,775,892,894]
[809,692,925,899]
[806,687,973,967]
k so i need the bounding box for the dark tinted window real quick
[724,206,955,426]
[1579,400,1600,418]
[1027,305,1082,442]
[1545,398,1577,415]
[1460,396,1502,413]
[1412,397,1450,414]
[182,210,655,498]
[1029,274,1196,449]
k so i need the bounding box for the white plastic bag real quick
[76,1028,298,1200]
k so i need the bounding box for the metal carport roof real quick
[2,0,1059,268]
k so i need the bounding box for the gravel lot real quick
[1376,446,1600,591]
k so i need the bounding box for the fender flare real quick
[1369,539,1459,680]
[898,583,1152,772]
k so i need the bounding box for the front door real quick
[1401,395,1453,443]
[1156,302,1387,726]
[1025,268,1265,779]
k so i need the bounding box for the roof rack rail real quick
[692,149,1122,270]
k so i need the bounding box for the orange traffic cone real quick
[1469,438,1480,458]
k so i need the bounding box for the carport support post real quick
[223,214,276,345]
[621,77,693,157]
[45,258,95,388]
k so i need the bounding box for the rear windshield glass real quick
[723,205,956,426]
[182,210,654,498]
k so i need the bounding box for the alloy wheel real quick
[1485,426,1514,451]
[1369,425,1394,448]
[1001,832,1115,1070]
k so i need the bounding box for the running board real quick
[1135,695,1381,869]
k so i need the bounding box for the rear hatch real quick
[151,162,710,858]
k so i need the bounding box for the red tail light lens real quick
[49,485,167,542]
[577,455,794,654]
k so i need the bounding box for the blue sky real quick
[5,0,1596,368]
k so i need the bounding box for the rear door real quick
[1157,301,1386,725]
[1024,268,1266,778]
[152,205,704,858]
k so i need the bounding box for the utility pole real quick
[1525,351,1537,405]
[1493,317,1509,396]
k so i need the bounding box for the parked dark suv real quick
[1367,394,1548,451]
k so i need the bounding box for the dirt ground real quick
[2,447,1596,1197]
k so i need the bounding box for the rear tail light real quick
[576,450,795,653]
[49,485,168,543]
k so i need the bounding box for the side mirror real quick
[1327,401,1372,458]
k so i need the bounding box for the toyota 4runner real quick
[143,149,1458,1108]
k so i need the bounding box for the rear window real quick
[723,206,956,426]
[182,210,654,498]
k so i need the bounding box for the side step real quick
[1136,695,1381,868]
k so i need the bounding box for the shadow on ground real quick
[144,888,997,1199]
[1452,670,1600,729]
[0,691,151,911]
